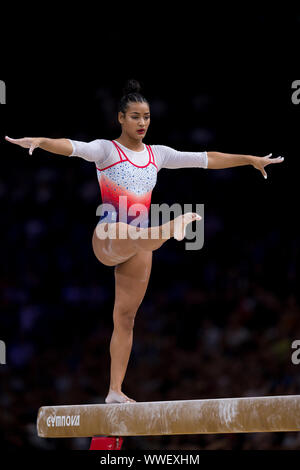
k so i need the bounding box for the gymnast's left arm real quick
[207,151,285,179]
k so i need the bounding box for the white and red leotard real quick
[68,139,208,226]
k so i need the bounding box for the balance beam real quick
[37,395,300,438]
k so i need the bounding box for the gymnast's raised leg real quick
[93,212,201,267]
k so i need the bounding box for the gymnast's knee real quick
[113,307,138,330]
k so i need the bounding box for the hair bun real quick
[122,79,142,95]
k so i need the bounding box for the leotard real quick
[68,138,208,227]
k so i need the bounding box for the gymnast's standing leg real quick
[92,213,200,403]
[106,250,153,404]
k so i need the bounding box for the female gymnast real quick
[5,79,284,404]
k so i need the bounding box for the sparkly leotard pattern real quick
[68,138,208,226]
[97,141,157,225]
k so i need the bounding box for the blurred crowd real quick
[0,86,299,451]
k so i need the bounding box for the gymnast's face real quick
[118,102,150,141]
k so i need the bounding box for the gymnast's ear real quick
[118,111,126,125]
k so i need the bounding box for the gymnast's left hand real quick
[251,153,285,179]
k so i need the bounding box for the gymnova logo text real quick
[46,415,80,427]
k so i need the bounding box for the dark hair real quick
[118,79,149,114]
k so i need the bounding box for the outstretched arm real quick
[5,136,73,156]
[207,151,284,179]
[5,136,107,164]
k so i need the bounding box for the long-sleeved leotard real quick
[68,139,208,227]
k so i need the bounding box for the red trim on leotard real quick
[114,140,154,168]
[146,145,158,169]
[96,160,125,172]
[111,141,129,162]
[112,141,151,168]
[111,142,126,162]
[96,141,157,172]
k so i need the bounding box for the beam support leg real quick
[89,436,124,450]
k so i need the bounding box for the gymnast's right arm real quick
[5,136,73,156]
[4,136,105,163]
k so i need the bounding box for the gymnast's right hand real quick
[5,136,44,155]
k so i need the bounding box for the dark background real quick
[1,9,300,450]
